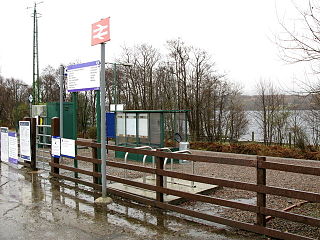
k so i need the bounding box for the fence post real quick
[256,156,266,227]
[30,117,37,170]
[23,117,37,170]
[92,139,101,185]
[51,117,60,174]
[156,150,164,203]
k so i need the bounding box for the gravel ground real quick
[39,146,320,239]
[185,150,320,239]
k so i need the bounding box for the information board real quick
[8,132,18,164]
[19,121,31,161]
[0,127,9,163]
[61,138,75,158]
[67,61,100,92]
[51,136,61,158]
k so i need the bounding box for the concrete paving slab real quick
[108,175,218,204]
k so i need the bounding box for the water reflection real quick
[48,177,170,236]
[0,165,248,240]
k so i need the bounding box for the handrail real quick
[139,146,155,184]
[124,146,153,179]
[158,147,173,169]
[37,124,51,128]
[163,150,193,188]
[158,147,172,151]
[76,140,257,167]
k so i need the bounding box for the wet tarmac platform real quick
[0,162,258,240]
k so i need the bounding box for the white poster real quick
[126,114,136,136]
[0,127,9,163]
[138,114,148,138]
[116,113,125,136]
[61,138,75,158]
[19,121,31,162]
[51,136,61,158]
[8,132,18,164]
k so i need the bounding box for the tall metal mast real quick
[30,2,42,104]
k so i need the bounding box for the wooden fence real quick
[48,135,320,240]
[3,116,316,239]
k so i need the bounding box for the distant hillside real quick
[240,94,313,111]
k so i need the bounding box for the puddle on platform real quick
[0,162,258,240]
[234,198,256,205]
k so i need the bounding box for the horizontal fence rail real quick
[49,139,320,240]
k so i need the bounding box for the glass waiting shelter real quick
[114,110,189,160]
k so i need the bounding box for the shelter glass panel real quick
[175,112,187,142]
[116,113,126,145]
[126,113,137,145]
[150,113,161,146]
[138,113,149,145]
[164,113,175,146]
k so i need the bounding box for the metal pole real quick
[36,12,40,103]
[32,4,36,104]
[113,63,117,106]
[100,43,107,197]
[95,90,102,184]
[72,92,78,178]
[59,65,64,138]
[29,101,32,117]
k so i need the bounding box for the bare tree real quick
[166,39,191,111]
[0,76,31,127]
[40,65,60,103]
[224,87,249,142]
[276,0,320,73]
[276,1,320,147]
[118,44,160,109]
[255,80,292,145]
[114,39,248,142]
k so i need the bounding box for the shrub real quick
[87,126,97,139]
[190,141,320,160]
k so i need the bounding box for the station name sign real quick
[67,61,100,92]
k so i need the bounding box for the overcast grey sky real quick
[0,0,314,94]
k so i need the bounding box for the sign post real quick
[100,43,107,198]
[59,65,64,139]
[92,17,111,203]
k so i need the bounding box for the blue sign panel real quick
[106,112,115,138]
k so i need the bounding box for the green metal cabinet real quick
[46,102,76,139]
